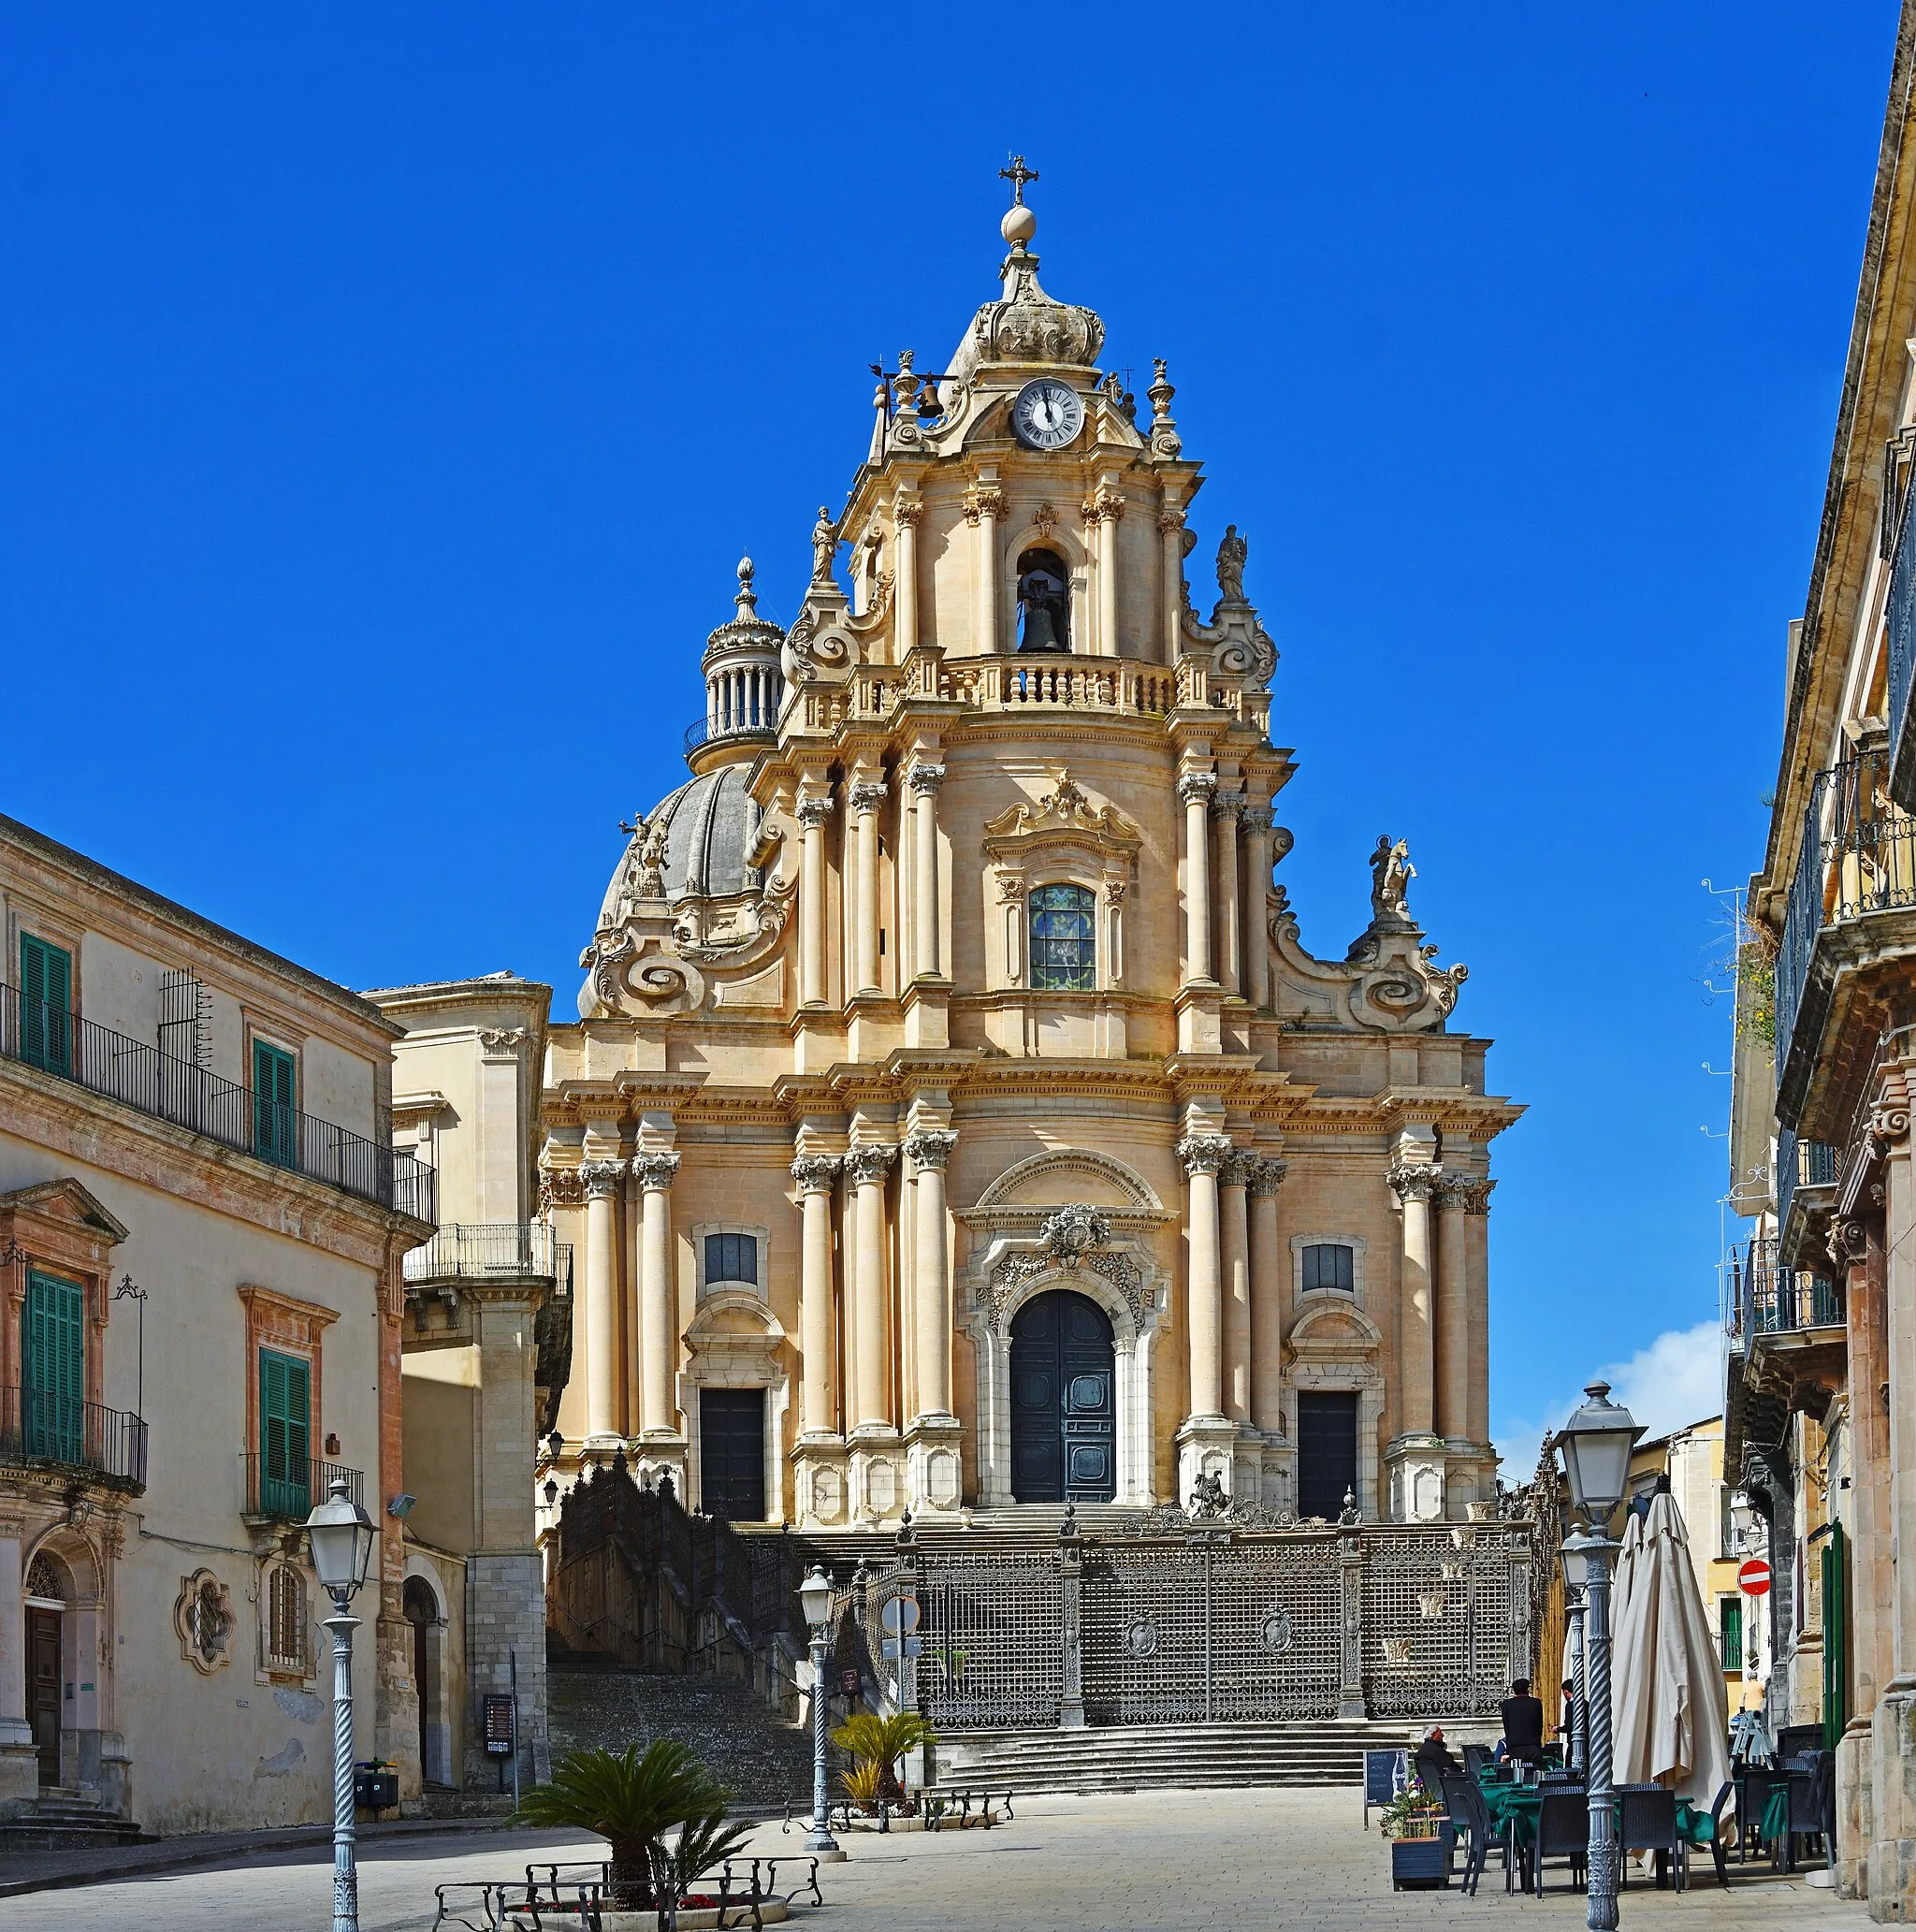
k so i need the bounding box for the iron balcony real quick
[1885,463,1916,814]
[242,1453,363,1525]
[1774,748,1916,1136]
[0,981,435,1222]
[1724,1236,1844,1355]
[403,1221,567,1286]
[0,1387,147,1492]
[1775,1126,1839,1267]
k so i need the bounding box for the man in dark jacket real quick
[1501,1678,1546,1763]
[1414,1726,1459,1794]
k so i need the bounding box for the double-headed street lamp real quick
[306,1477,379,1932]
[1555,1379,1643,1932]
[798,1566,846,1862]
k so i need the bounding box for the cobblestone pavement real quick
[0,1787,1871,1932]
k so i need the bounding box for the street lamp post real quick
[797,1566,845,1862]
[1564,1583,1587,1778]
[305,1476,379,1932]
[1554,1380,1644,1932]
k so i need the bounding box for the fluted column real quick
[968,485,1004,657]
[797,794,833,1007]
[1179,1134,1232,1418]
[894,499,921,658]
[1241,801,1272,1011]
[1158,504,1184,664]
[1248,1157,1288,1434]
[1178,770,1215,986]
[905,1130,958,1421]
[791,1154,842,1438]
[1212,792,1243,997]
[633,1151,681,1437]
[1434,1172,1473,1439]
[847,1143,897,1429]
[850,777,886,995]
[909,763,945,981]
[579,1159,627,1443]
[1221,1151,1254,1422]
[1388,1158,1440,1437]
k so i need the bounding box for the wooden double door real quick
[1009,1290,1116,1503]
[27,1607,60,1785]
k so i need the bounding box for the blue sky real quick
[2,6,1895,1468]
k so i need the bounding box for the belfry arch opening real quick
[1015,548,1070,652]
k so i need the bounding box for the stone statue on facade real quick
[1216,524,1248,603]
[1369,835,1415,922]
[810,506,839,584]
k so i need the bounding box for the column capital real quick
[1176,769,1216,806]
[1157,505,1186,537]
[790,1153,843,1194]
[846,1143,898,1186]
[1177,1132,1234,1178]
[907,763,947,797]
[1210,790,1247,822]
[1434,1169,1477,1209]
[1462,1179,1495,1216]
[1386,1160,1441,1204]
[964,483,1007,524]
[1248,1156,1288,1198]
[795,794,835,829]
[849,777,889,814]
[1241,801,1274,834]
[631,1151,682,1191]
[578,1159,628,1199]
[904,1129,958,1171]
[1221,1149,1261,1190]
[893,494,924,530]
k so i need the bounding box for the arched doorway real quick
[402,1577,443,1785]
[22,1552,65,1787]
[1009,1290,1115,1503]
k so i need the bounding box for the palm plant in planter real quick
[831,1711,937,1811]
[650,1799,757,1931]
[512,1739,736,1910]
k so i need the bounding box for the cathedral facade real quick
[538,179,1519,1530]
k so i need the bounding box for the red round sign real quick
[1738,1558,1772,1597]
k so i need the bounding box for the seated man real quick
[1501,1677,1546,1765]
[1414,1726,1459,1793]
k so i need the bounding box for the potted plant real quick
[830,1711,937,1814]
[1379,1780,1452,1890]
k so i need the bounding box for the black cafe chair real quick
[1461,1743,1490,1778]
[1532,1790,1589,1896]
[1441,1774,1514,1896]
[1706,1781,1735,1888]
[1737,1765,1787,1864]
[1618,1784,1683,1892]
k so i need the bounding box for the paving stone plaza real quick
[0,1790,1860,1932]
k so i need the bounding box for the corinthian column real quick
[1212,792,1243,997]
[1464,1180,1494,1446]
[849,777,886,995]
[632,1151,681,1438]
[894,498,921,657]
[791,1154,842,1437]
[909,763,945,981]
[1221,1151,1255,1422]
[905,1130,958,1420]
[797,793,834,1007]
[1241,801,1273,1011]
[579,1159,627,1444]
[1158,504,1184,665]
[1089,487,1123,655]
[968,485,1005,657]
[1179,1134,1232,1418]
[1247,1156,1288,1435]
[847,1143,897,1430]
[1388,1157,1440,1438]
[1178,770,1215,986]
[1434,1171,1473,1440]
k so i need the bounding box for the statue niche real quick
[1016,548,1071,653]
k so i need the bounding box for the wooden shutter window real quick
[22,1271,84,1462]
[259,1350,312,1518]
[252,1040,298,1169]
[19,935,73,1075]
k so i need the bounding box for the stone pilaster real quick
[846,1141,904,1518]
[849,776,887,996]
[904,1127,963,1515]
[1212,793,1244,997]
[1385,1139,1445,1522]
[632,1149,687,1493]
[1175,1130,1239,1498]
[796,792,834,1009]
[1241,801,1273,1011]
[1247,1155,1293,1509]
[791,1151,848,1526]
[578,1158,628,1446]
[1178,770,1216,988]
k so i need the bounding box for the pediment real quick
[0,1179,129,1246]
[981,771,1141,864]
[1287,1298,1383,1356]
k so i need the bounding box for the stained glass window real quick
[1029,884,1096,992]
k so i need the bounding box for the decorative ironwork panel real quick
[1082,1539,1212,1723]
[1360,1529,1511,1716]
[1210,1536,1343,1720]
[916,1552,1062,1730]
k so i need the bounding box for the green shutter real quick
[19,935,72,1075]
[253,1039,298,1169]
[1824,1525,1850,1750]
[22,1271,84,1464]
[259,1350,312,1518]
[1720,1596,1743,1675]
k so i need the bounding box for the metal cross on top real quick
[1000,154,1038,205]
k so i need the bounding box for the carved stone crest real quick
[176,1568,234,1674]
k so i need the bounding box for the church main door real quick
[1009,1290,1115,1503]
[699,1388,767,1520]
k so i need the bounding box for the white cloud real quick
[1493,1319,1723,1482]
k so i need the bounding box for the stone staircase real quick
[0,1786,146,1852]
[546,1651,815,1808]
[763,1504,1140,1563]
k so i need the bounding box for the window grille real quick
[1029,884,1096,992]
[1301,1243,1355,1294]
[267,1563,308,1673]
[704,1231,758,1288]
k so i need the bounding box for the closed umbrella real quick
[1607,1508,1654,1784]
[1612,1492,1734,1807]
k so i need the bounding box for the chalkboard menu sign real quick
[483,1693,515,1757]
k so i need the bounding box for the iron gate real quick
[917,1551,1064,1729]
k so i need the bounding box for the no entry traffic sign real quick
[1738,1558,1772,1597]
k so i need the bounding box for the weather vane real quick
[1000,154,1038,206]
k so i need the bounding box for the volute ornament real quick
[790,1153,843,1193]
[1177,1133,1233,1177]
[846,1143,898,1186]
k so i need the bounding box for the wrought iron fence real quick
[404,1221,566,1283]
[1887,463,1916,813]
[1775,1127,1839,1237]
[917,1550,1066,1729]
[242,1453,363,1522]
[0,982,435,1220]
[1726,1237,1844,1350]
[0,1387,146,1489]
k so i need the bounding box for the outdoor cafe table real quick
[1474,1772,1715,1890]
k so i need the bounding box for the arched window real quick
[266,1563,308,1674]
[1300,1243,1356,1294]
[1029,884,1096,992]
[1015,548,1070,652]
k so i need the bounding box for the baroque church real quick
[537,172,1520,1530]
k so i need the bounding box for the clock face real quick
[1011,378,1084,451]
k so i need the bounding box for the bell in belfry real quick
[1016,547,1070,651]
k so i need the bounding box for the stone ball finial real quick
[1001,202,1037,249]
[735,556,757,616]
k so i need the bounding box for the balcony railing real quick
[1726,1237,1844,1351]
[1886,462,1916,812]
[0,982,435,1221]
[404,1221,570,1285]
[242,1454,363,1523]
[1776,1127,1839,1240]
[1775,750,1916,1098]
[0,1387,147,1489]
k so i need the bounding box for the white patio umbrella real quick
[1610,1492,1734,1806]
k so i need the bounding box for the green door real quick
[253,1039,298,1169]
[22,1272,84,1465]
[259,1350,312,1518]
[1824,1523,1850,1750]
[19,935,72,1076]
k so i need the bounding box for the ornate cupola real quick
[689,558,785,772]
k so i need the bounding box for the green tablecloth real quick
[1761,1786,1789,1845]
[1476,1778,1714,1852]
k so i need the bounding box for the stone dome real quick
[597,764,762,923]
